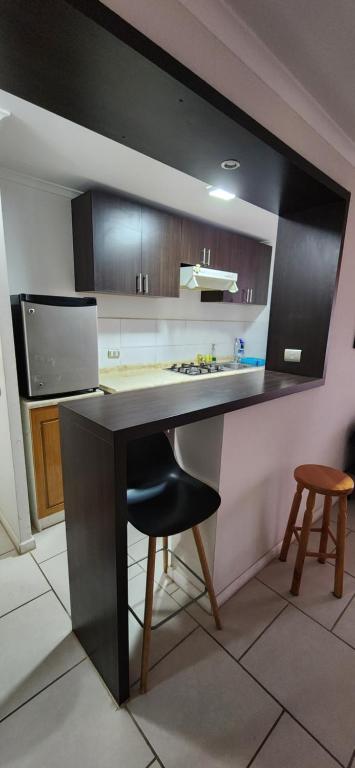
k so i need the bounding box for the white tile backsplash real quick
[98,315,268,367]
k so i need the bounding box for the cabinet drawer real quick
[30,406,64,519]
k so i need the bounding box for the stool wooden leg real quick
[192,525,222,630]
[318,495,332,564]
[140,536,156,694]
[163,536,168,574]
[280,483,303,562]
[334,496,347,598]
[291,490,316,596]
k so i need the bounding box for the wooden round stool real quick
[280,465,354,598]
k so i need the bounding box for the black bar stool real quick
[127,432,222,693]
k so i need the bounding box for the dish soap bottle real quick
[211,343,216,362]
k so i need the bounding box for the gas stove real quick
[168,362,226,376]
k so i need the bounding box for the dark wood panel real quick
[266,201,346,378]
[141,207,181,297]
[60,409,129,704]
[181,217,224,268]
[62,371,321,440]
[91,191,142,294]
[0,0,348,217]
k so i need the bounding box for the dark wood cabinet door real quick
[141,208,181,297]
[202,233,272,305]
[91,192,142,294]
[181,217,223,267]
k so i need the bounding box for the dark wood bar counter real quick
[59,370,321,704]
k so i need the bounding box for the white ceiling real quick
[0,89,277,244]
[224,0,355,143]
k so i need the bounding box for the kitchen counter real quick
[60,367,322,706]
[99,363,261,394]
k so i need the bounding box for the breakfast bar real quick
[60,369,320,704]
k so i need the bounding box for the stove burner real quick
[168,362,225,376]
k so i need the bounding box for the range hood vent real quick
[180,265,238,293]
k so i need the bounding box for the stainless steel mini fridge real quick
[11,294,99,399]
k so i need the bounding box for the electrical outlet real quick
[107,349,120,359]
[284,348,302,363]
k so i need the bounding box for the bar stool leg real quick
[140,536,156,694]
[334,496,347,598]
[291,490,316,596]
[163,536,168,574]
[280,483,303,562]
[318,495,332,564]
[192,525,222,630]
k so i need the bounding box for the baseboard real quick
[0,510,36,554]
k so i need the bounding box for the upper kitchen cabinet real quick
[141,207,181,297]
[72,190,181,297]
[181,217,227,269]
[201,232,272,306]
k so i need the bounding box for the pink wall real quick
[104,0,355,596]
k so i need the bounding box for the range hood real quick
[180,264,238,293]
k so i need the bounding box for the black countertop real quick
[60,370,322,439]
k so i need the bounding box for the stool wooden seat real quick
[280,464,354,598]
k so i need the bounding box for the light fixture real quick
[208,186,236,201]
[0,108,11,122]
[221,159,240,170]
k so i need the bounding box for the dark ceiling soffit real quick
[66,0,349,202]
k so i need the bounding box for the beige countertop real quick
[21,389,104,410]
[99,363,262,394]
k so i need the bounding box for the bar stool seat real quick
[127,432,222,693]
[294,464,353,496]
[280,464,354,599]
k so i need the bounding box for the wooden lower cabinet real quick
[30,405,64,519]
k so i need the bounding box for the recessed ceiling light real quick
[221,159,240,170]
[208,187,236,201]
[0,108,11,122]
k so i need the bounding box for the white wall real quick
[2,174,276,368]
[0,191,34,552]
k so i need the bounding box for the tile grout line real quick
[238,603,289,662]
[346,748,355,768]
[194,607,346,768]
[125,706,166,768]
[30,547,67,566]
[129,625,199,688]
[330,590,355,633]
[0,547,16,558]
[254,575,355,653]
[0,657,87,726]
[0,589,52,623]
[34,558,72,620]
[246,709,285,768]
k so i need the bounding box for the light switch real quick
[284,348,302,363]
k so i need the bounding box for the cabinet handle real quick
[250,288,253,303]
[136,273,143,294]
[246,288,250,303]
[208,249,211,266]
[201,248,206,265]
[143,274,149,294]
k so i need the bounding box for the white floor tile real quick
[0,552,50,617]
[129,609,197,686]
[0,524,14,556]
[128,522,147,547]
[129,570,187,625]
[0,592,85,721]
[129,537,165,576]
[32,522,67,563]
[258,538,355,629]
[242,604,355,766]
[333,594,355,648]
[41,551,71,613]
[251,713,339,768]
[187,578,286,659]
[0,659,153,768]
[129,628,281,768]
[128,554,144,580]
